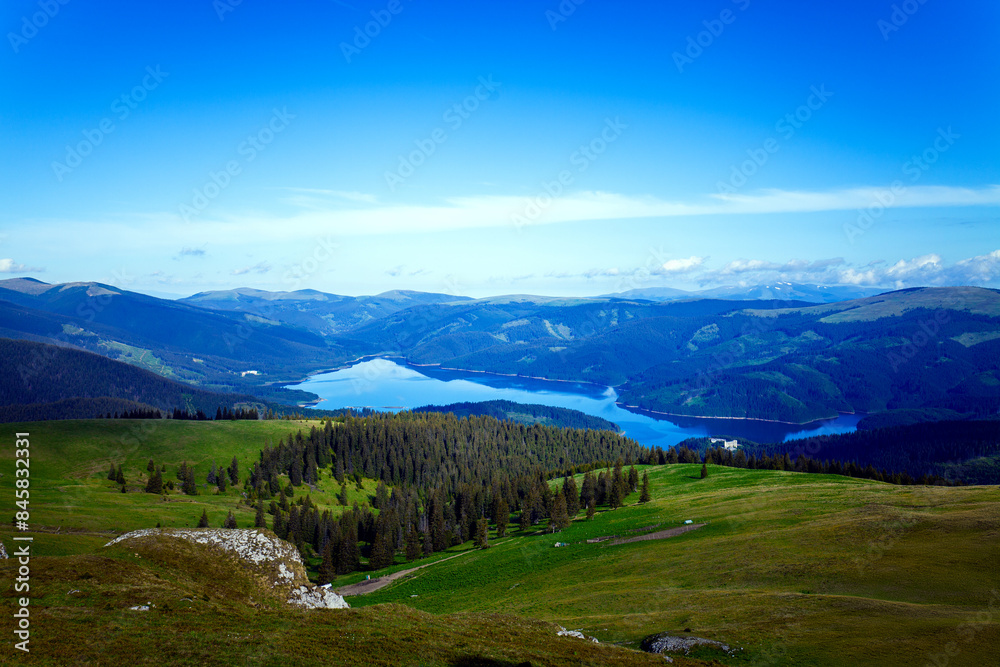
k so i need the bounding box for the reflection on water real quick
[287,358,861,449]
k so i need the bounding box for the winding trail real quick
[336,543,507,596]
[607,523,705,545]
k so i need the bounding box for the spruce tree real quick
[223,511,237,529]
[369,531,393,570]
[147,459,155,473]
[422,528,433,556]
[337,513,360,574]
[628,465,639,492]
[580,472,596,508]
[562,475,580,517]
[550,494,570,532]
[405,526,421,561]
[107,464,116,481]
[145,469,163,494]
[495,497,509,538]
[474,517,489,549]
[701,462,708,479]
[183,466,197,496]
[197,509,209,528]
[639,472,651,503]
[228,456,240,486]
[586,499,596,520]
[115,465,125,486]
[318,540,337,585]
[255,501,267,528]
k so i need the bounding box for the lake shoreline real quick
[286,357,862,434]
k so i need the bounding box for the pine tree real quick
[550,494,570,532]
[318,540,337,585]
[628,465,639,492]
[639,472,651,503]
[228,456,240,486]
[197,509,209,528]
[217,471,227,493]
[223,511,237,529]
[115,464,125,486]
[701,462,708,479]
[147,459,155,473]
[422,528,433,556]
[562,475,580,518]
[255,501,267,528]
[207,461,217,485]
[145,469,163,494]
[639,472,653,503]
[580,471,596,508]
[337,513,360,574]
[107,464,116,481]
[431,490,448,552]
[586,499,596,520]
[183,466,197,496]
[405,525,421,561]
[474,517,490,549]
[272,510,286,540]
[369,531,393,570]
[495,497,509,538]
[609,469,625,509]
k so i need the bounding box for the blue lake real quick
[287,358,862,450]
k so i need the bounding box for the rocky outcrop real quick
[640,632,738,657]
[556,626,599,643]
[288,584,350,609]
[105,528,348,610]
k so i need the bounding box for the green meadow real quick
[1,419,998,666]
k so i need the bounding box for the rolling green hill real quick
[1,419,996,665]
[0,338,271,422]
[0,279,353,399]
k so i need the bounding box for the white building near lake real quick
[710,437,739,451]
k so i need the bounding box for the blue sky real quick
[1,0,998,298]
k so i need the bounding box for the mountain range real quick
[1,277,998,424]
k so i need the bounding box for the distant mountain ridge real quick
[0,278,353,402]
[1,278,997,425]
[604,282,889,304]
[0,337,264,422]
[180,287,471,335]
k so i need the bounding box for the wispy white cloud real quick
[659,256,705,273]
[22,185,1000,249]
[232,262,272,276]
[693,252,1000,289]
[0,258,43,273]
[952,250,1000,283]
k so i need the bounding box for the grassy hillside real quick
[0,419,373,556]
[0,534,685,666]
[351,464,1000,666]
[3,419,997,665]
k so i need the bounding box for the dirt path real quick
[335,548,480,596]
[608,523,706,545]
